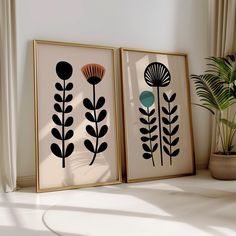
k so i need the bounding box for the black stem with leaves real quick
[144,62,171,165]
[156,87,163,165]
[162,92,180,164]
[82,64,108,165]
[139,107,158,167]
[51,61,74,168]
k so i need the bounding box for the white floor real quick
[0,170,236,236]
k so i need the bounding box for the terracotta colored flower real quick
[81,63,108,166]
[81,64,105,85]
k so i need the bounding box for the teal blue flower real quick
[139,91,154,108]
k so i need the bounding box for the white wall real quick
[16,0,211,177]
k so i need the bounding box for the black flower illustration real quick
[144,62,171,87]
[51,61,74,168]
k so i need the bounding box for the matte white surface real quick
[0,171,236,235]
[16,0,210,177]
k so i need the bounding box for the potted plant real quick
[191,54,236,180]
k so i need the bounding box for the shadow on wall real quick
[172,0,211,168]
[17,40,35,176]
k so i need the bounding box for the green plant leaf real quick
[191,73,234,112]
[220,118,236,129]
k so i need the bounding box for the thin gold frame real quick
[33,40,122,192]
[120,47,196,183]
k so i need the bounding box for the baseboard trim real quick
[17,175,36,188]
[17,165,207,188]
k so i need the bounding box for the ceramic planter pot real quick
[209,153,236,180]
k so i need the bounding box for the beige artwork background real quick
[121,49,195,181]
[34,41,120,191]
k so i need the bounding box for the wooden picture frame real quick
[33,40,122,192]
[120,47,195,182]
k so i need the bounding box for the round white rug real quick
[43,175,236,236]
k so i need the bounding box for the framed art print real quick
[33,40,121,192]
[120,48,195,182]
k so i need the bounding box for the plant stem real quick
[62,80,65,168]
[229,113,236,150]
[225,105,230,152]
[168,101,172,165]
[89,84,98,166]
[217,112,224,153]
[147,107,155,167]
[157,87,163,165]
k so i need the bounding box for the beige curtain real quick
[0,0,17,192]
[209,0,236,56]
[209,0,236,156]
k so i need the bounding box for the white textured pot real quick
[209,153,236,180]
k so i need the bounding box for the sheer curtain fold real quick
[209,0,236,57]
[0,0,17,192]
[209,0,236,156]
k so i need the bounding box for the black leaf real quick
[162,117,170,125]
[54,103,62,112]
[97,110,107,122]
[65,130,74,140]
[143,153,152,159]
[51,143,62,157]
[163,145,170,155]
[151,135,158,141]
[142,143,151,152]
[65,117,73,126]
[149,125,157,133]
[96,97,105,109]
[171,125,179,135]
[65,94,73,102]
[85,112,95,122]
[163,127,171,136]
[83,98,94,110]
[162,107,169,115]
[141,136,149,142]
[65,143,74,157]
[99,125,108,138]
[51,128,62,140]
[86,125,97,137]
[169,93,176,102]
[163,93,169,102]
[152,143,158,152]
[140,118,149,125]
[139,107,148,116]
[84,139,95,153]
[54,94,63,102]
[97,142,108,153]
[64,105,73,113]
[55,83,63,91]
[65,82,73,90]
[140,127,149,134]
[149,109,155,116]
[170,115,178,124]
[171,148,180,157]
[171,137,179,146]
[149,117,156,124]
[52,114,62,126]
[170,105,178,115]
[163,136,170,145]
